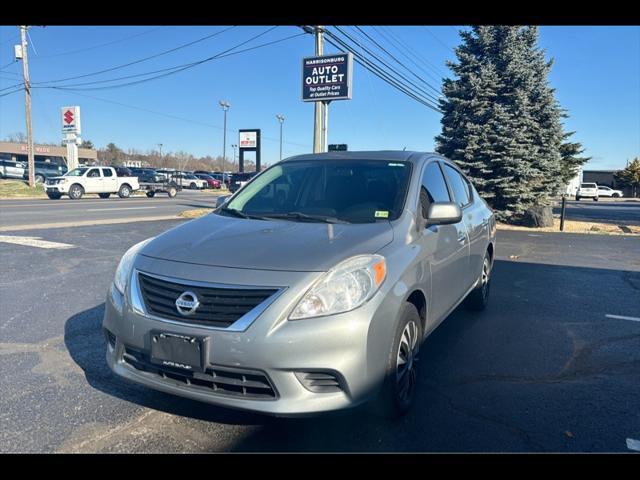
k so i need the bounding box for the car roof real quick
[279,150,440,165]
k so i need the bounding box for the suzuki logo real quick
[175,291,200,316]
[64,110,74,124]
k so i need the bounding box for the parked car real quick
[44,166,140,200]
[228,171,258,193]
[194,173,221,189]
[112,166,133,177]
[103,151,496,418]
[22,161,68,184]
[130,168,165,184]
[576,182,599,201]
[0,158,26,180]
[597,185,623,198]
[173,172,207,190]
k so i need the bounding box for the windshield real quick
[222,160,412,224]
[65,168,88,176]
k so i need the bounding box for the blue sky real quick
[0,25,638,170]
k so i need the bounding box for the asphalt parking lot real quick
[553,199,640,226]
[1,217,638,453]
[0,189,221,231]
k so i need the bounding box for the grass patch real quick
[0,179,46,198]
[178,208,213,219]
[498,218,640,235]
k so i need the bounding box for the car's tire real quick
[465,251,493,311]
[34,174,45,184]
[575,196,580,201]
[167,186,177,198]
[190,182,197,190]
[372,303,423,420]
[46,192,62,200]
[98,193,111,199]
[146,191,156,198]
[593,197,599,202]
[68,184,84,200]
[118,184,131,198]
[613,193,620,198]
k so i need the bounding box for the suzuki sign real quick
[61,106,81,135]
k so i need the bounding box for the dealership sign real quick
[239,130,258,149]
[61,106,81,135]
[302,53,353,102]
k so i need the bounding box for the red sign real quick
[64,110,74,124]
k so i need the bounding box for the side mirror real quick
[426,202,462,226]
[215,195,231,208]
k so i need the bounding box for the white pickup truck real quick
[44,166,140,200]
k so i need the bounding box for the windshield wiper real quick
[219,207,267,220]
[260,212,349,224]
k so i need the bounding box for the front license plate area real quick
[150,332,207,372]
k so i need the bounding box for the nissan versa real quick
[103,151,496,418]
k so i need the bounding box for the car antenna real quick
[402,147,406,151]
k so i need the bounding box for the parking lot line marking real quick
[0,235,75,249]
[605,314,640,322]
[627,438,640,451]
[86,207,157,212]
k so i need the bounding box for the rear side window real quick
[102,168,113,177]
[420,162,451,218]
[443,164,472,208]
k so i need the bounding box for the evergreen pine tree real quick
[436,26,572,222]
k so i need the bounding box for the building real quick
[0,141,98,167]
[583,169,635,197]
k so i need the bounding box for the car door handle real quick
[457,232,466,243]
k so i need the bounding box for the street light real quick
[158,143,163,168]
[219,100,230,174]
[276,114,285,161]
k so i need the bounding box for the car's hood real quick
[140,213,394,272]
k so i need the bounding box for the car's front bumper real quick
[45,183,68,193]
[102,257,402,416]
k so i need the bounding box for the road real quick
[1,219,638,453]
[0,189,221,231]
[553,199,640,226]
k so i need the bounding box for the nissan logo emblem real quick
[175,291,200,316]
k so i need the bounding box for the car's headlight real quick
[113,238,154,294]
[289,254,387,320]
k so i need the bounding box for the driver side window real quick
[420,162,451,219]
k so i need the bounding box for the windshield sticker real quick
[375,211,390,218]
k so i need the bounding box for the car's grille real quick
[137,272,278,328]
[122,347,277,399]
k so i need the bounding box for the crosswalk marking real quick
[0,235,75,250]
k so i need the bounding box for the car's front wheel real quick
[465,251,492,311]
[68,184,84,200]
[374,303,422,419]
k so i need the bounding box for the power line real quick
[36,27,163,58]
[39,29,302,92]
[33,25,239,86]
[379,26,448,79]
[420,26,455,53]
[351,26,442,98]
[321,28,442,112]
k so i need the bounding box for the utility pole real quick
[219,100,230,174]
[276,114,285,161]
[231,144,237,165]
[158,143,163,168]
[20,26,35,187]
[313,26,324,153]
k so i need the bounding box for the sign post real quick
[238,129,261,173]
[302,52,353,153]
[61,106,81,170]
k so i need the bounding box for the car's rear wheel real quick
[465,251,492,311]
[593,197,599,202]
[167,186,177,198]
[146,191,156,198]
[373,303,422,419]
[34,174,45,184]
[118,184,131,198]
[98,193,111,199]
[69,184,84,200]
